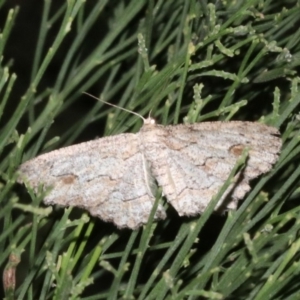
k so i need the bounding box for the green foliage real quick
[1,0,300,299]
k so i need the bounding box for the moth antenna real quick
[83,92,146,122]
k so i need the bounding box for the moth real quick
[18,118,281,229]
